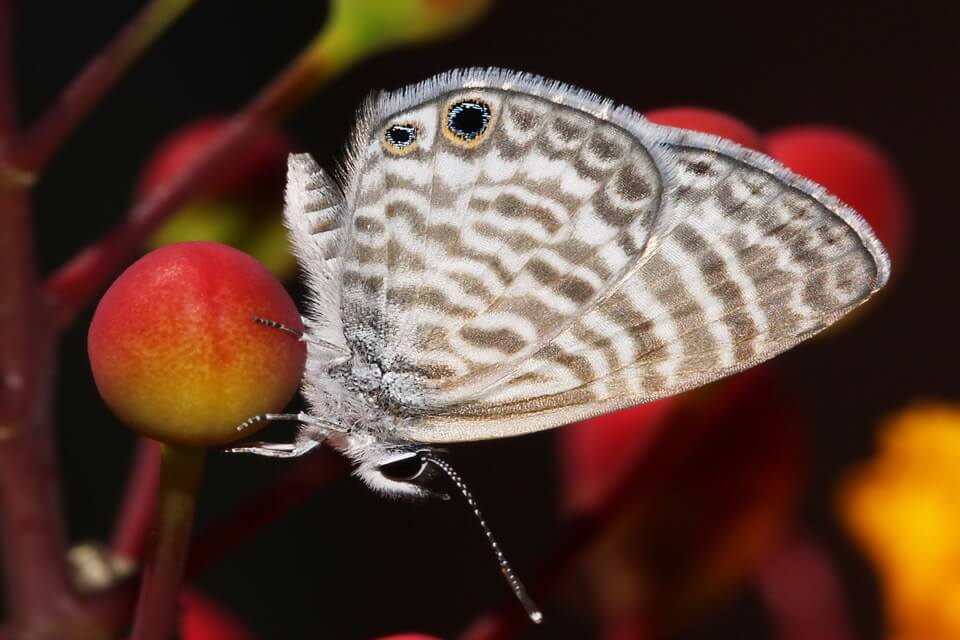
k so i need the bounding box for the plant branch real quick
[44,43,333,329]
[8,0,196,176]
[111,438,163,560]
[0,0,15,138]
[68,450,346,638]
[0,10,85,634]
[0,187,83,637]
[130,444,205,640]
[186,448,347,576]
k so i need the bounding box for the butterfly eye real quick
[446,99,491,144]
[378,454,427,483]
[384,124,418,154]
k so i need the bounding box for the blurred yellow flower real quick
[839,403,960,639]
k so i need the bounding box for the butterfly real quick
[232,68,889,621]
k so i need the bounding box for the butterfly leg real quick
[227,438,322,458]
[228,412,345,458]
[228,417,334,458]
[234,411,346,434]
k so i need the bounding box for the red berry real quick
[88,242,305,446]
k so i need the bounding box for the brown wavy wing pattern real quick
[339,89,664,409]
[411,144,884,442]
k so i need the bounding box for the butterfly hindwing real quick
[415,139,885,441]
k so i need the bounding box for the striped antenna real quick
[424,455,543,624]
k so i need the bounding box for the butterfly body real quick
[239,68,889,499]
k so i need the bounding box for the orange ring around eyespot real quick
[382,123,420,156]
[442,98,495,149]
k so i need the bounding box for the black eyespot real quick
[447,99,491,142]
[385,124,417,150]
[379,454,427,483]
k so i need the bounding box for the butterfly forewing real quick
[287,69,888,444]
[338,83,669,408]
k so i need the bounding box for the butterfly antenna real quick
[423,455,543,624]
[253,316,303,339]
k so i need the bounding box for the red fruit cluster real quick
[88,242,305,447]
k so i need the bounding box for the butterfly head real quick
[340,432,442,499]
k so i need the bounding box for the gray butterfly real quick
[233,68,889,621]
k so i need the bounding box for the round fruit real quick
[88,242,305,446]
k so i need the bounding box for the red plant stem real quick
[45,45,328,329]
[111,438,163,560]
[756,535,852,640]
[0,2,85,634]
[130,444,205,640]
[0,0,15,138]
[186,448,347,576]
[9,0,195,175]
[68,450,346,637]
[0,190,79,636]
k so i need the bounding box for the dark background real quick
[9,1,958,638]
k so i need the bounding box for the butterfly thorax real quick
[337,351,419,406]
[301,340,424,442]
[303,348,435,496]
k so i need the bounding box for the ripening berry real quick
[88,242,305,447]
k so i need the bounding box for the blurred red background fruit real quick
[179,589,258,640]
[138,117,291,200]
[560,398,679,516]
